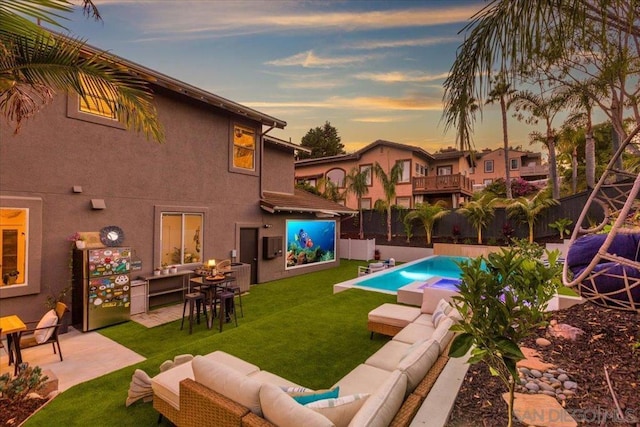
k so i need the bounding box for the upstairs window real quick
[484,160,494,173]
[396,160,411,183]
[359,164,372,186]
[233,125,256,171]
[326,168,346,188]
[78,77,117,120]
[510,158,519,170]
[437,166,453,176]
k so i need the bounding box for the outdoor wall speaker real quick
[91,199,106,210]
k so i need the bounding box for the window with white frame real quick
[160,212,203,266]
[360,198,372,210]
[359,164,372,186]
[437,165,453,176]
[326,168,346,187]
[396,197,411,208]
[483,179,493,185]
[397,160,411,183]
[510,158,519,170]
[484,160,494,173]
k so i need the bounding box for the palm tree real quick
[442,0,639,158]
[316,177,344,203]
[0,0,163,141]
[373,161,404,242]
[556,121,585,194]
[404,202,449,246]
[486,75,516,198]
[561,80,601,189]
[457,194,496,244]
[510,84,567,199]
[344,167,370,239]
[506,188,559,243]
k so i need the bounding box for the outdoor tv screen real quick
[286,219,336,269]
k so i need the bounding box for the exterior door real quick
[240,228,258,285]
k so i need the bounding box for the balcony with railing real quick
[519,164,549,177]
[412,174,473,195]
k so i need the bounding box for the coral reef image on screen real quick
[286,220,336,269]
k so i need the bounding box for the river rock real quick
[557,373,569,382]
[525,382,540,392]
[563,381,578,390]
[536,337,552,347]
[530,369,543,378]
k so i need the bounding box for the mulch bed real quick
[446,302,640,426]
[0,396,49,426]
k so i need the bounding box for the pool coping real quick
[333,255,439,298]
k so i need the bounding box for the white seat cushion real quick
[392,322,436,345]
[364,341,412,372]
[260,383,334,427]
[333,364,395,396]
[431,317,455,353]
[368,304,421,328]
[34,309,58,344]
[206,350,260,375]
[306,394,369,427]
[248,370,305,388]
[151,359,194,410]
[421,291,456,315]
[150,351,259,411]
[412,313,435,326]
[396,339,440,392]
[192,355,264,416]
[347,370,407,427]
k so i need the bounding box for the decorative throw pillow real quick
[260,383,334,427]
[306,394,369,427]
[34,309,58,344]
[192,355,263,416]
[281,386,311,393]
[291,387,339,405]
[431,299,452,328]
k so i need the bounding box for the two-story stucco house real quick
[295,142,549,211]
[295,140,474,210]
[0,44,354,323]
[471,147,549,190]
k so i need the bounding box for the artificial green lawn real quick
[25,260,397,426]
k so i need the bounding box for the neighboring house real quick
[0,45,354,323]
[471,147,549,190]
[294,140,474,210]
[295,143,550,211]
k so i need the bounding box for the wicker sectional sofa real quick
[151,297,459,427]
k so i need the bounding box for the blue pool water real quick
[354,256,470,292]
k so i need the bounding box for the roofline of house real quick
[295,139,434,166]
[75,37,287,129]
[264,135,310,153]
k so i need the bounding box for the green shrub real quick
[0,364,48,401]
[449,247,562,427]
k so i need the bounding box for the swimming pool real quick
[353,255,470,293]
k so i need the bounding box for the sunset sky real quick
[62,0,552,154]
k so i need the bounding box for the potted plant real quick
[161,263,169,275]
[2,270,19,285]
[153,267,162,276]
[67,232,86,249]
[169,265,178,274]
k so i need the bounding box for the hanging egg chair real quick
[563,124,640,312]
